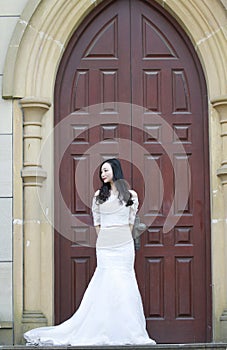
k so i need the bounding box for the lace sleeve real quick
[91,192,100,226]
[129,191,139,225]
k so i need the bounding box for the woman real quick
[24,158,156,346]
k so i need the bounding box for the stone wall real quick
[1,0,227,345]
[0,0,27,344]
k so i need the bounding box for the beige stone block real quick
[0,76,12,134]
[0,262,12,321]
[220,0,227,10]
[0,135,12,196]
[0,17,18,74]
[0,328,13,345]
[0,198,12,261]
[0,0,28,16]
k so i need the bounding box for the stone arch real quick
[3,0,227,343]
[3,0,227,99]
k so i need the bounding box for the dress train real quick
[24,240,156,346]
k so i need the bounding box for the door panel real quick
[54,0,211,343]
[55,0,132,324]
[131,0,210,342]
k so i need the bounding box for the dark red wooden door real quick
[130,0,211,342]
[54,0,211,343]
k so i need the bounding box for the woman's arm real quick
[92,190,100,235]
[129,190,139,232]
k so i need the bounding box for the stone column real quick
[211,96,227,341]
[20,97,51,334]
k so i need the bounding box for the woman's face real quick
[101,162,113,183]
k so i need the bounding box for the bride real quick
[24,158,156,346]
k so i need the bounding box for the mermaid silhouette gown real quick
[24,190,156,346]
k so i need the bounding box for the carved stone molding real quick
[21,167,47,187]
[212,96,227,341]
[220,308,227,341]
[212,96,227,185]
[20,97,51,334]
[20,98,51,173]
[22,311,47,337]
[3,0,227,99]
[217,167,227,185]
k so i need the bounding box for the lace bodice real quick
[91,190,139,227]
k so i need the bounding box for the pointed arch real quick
[2,0,227,99]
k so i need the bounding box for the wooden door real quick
[54,0,132,325]
[54,0,211,343]
[130,0,211,342]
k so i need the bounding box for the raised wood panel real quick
[71,226,90,246]
[173,124,191,144]
[175,257,193,318]
[72,70,89,112]
[72,125,89,144]
[84,17,118,58]
[142,16,177,58]
[72,155,89,214]
[173,154,191,215]
[172,70,190,113]
[144,154,163,216]
[101,153,119,162]
[101,70,118,109]
[145,258,164,318]
[101,124,118,142]
[143,70,161,112]
[144,124,162,143]
[147,227,163,246]
[71,257,91,310]
[174,227,193,246]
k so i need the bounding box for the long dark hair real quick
[96,158,133,207]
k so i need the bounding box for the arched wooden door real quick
[54,0,211,343]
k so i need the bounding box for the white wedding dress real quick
[24,190,156,346]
